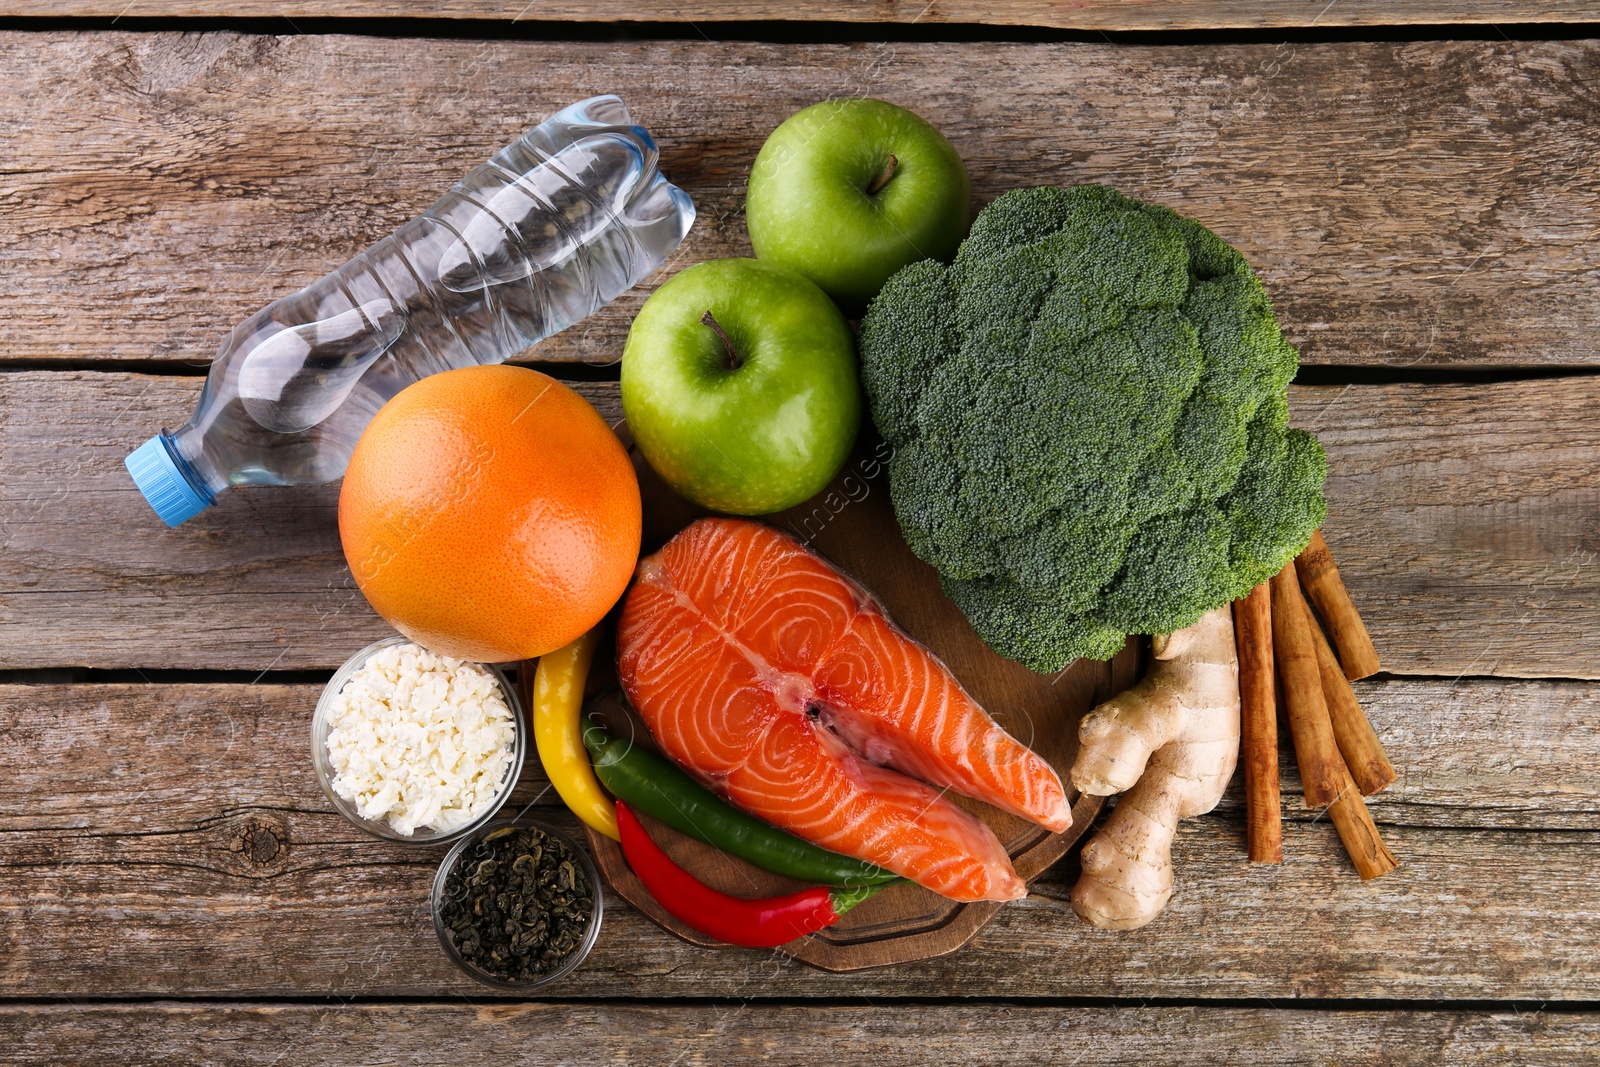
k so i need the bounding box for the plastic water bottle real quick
[125,95,695,526]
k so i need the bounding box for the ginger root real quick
[1069,606,1241,930]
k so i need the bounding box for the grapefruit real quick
[339,365,641,662]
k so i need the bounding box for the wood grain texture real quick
[4,33,1599,368]
[7,675,1589,838]
[0,0,1594,28]
[5,372,1597,676]
[5,1002,1600,1067]
[1303,375,1600,681]
[0,371,616,670]
[1,678,1595,999]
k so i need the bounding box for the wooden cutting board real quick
[536,431,1141,972]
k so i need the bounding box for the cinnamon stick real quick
[1269,564,1342,809]
[1271,564,1398,880]
[1295,530,1381,680]
[1233,585,1281,864]
[1308,611,1397,796]
[1326,787,1400,880]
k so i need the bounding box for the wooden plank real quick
[0,0,1593,30]
[5,802,1591,999]
[5,371,1597,676]
[3,33,1598,369]
[0,371,617,670]
[1303,376,1600,681]
[1,680,1596,999]
[1230,677,1600,831]
[7,677,1589,838]
[4,1003,1599,1067]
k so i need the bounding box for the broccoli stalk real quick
[858,185,1327,673]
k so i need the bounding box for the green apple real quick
[621,258,861,515]
[746,98,970,312]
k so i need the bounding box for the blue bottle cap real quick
[125,435,214,527]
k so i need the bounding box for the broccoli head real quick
[858,185,1327,672]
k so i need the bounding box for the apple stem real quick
[866,154,898,196]
[700,310,744,371]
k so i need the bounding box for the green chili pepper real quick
[583,720,899,888]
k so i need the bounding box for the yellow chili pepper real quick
[533,627,619,841]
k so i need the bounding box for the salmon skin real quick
[617,518,1072,904]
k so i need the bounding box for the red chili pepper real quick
[614,800,883,948]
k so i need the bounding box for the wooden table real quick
[3,4,1598,1063]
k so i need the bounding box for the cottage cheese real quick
[324,642,516,836]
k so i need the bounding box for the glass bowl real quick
[310,635,526,847]
[431,815,605,989]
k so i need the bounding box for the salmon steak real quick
[616,517,1072,903]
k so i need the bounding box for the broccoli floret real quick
[859,185,1327,673]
